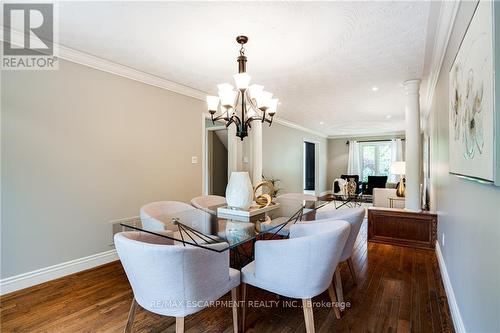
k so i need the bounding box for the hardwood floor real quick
[0,221,454,333]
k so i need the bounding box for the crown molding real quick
[2,29,333,138]
[273,118,328,138]
[327,131,406,140]
[1,28,207,101]
[423,0,460,117]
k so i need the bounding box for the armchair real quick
[114,232,240,333]
[140,201,213,234]
[362,176,388,195]
[315,207,365,306]
[240,219,350,332]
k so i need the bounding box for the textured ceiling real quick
[58,1,433,136]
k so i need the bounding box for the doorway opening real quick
[205,119,228,196]
[303,140,317,196]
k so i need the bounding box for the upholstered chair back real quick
[315,207,365,261]
[140,201,212,234]
[269,193,318,219]
[115,232,235,317]
[251,219,350,299]
[190,195,226,215]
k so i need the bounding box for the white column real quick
[250,121,263,193]
[403,79,421,212]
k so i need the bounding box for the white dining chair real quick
[315,207,365,307]
[115,231,240,333]
[264,193,318,236]
[191,195,226,234]
[190,195,226,215]
[140,201,213,235]
[240,219,350,332]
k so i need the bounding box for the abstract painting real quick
[449,0,495,182]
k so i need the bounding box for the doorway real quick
[204,119,228,196]
[304,139,321,196]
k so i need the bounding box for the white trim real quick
[1,28,206,101]
[2,30,332,139]
[0,249,118,296]
[274,118,327,138]
[435,242,466,333]
[423,0,460,117]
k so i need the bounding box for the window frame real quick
[358,141,393,182]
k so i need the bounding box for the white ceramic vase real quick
[225,172,254,210]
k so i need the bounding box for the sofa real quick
[372,188,405,208]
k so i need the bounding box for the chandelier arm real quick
[231,114,242,126]
[244,116,261,127]
[246,94,262,117]
[212,113,227,123]
[261,109,267,123]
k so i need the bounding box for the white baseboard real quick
[435,242,466,333]
[0,249,118,296]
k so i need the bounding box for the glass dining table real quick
[120,199,332,268]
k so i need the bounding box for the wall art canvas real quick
[449,0,496,183]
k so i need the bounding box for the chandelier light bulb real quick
[248,84,264,100]
[217,83,234,92]
[257,91,273,109]
[268,98,279,115]
[206,96,220,112]
[219,89,237,107]
[233,73,251,90]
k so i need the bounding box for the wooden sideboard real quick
[367,207,438,250]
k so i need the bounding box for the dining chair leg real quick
[124,297,138,333]
[302,299,315,333]
[241,283,247,332]
[347,257,358,285]
[231,287,239,333]
[334,268,344,307]
[328,283,342,319]
[175,317,185,333]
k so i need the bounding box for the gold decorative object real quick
[396,178,406,197]
[253,181,275,207]
[346,179,357,196]
[254,216,272,232]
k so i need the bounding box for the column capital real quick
[403,79,421,95]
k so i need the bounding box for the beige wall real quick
[326,135,405,188]
[1,59,205,278]
[425,1,500,331]
[262,123,328,195]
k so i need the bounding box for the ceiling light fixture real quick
[386,114,392,119]
[372,86,379,91]
[206,36,278,140]
[319,121,325,125]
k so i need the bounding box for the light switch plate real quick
[191,156,198,164]
[243,156,249,163]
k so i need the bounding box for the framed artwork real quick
[449,0,500,185]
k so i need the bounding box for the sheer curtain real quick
[390,139,404,182]
[347,141,360,175]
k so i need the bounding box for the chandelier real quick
[206,36,279,140]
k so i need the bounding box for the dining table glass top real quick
[120,199,332,253]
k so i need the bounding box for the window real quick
[359,142,393,182]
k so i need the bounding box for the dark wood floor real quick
[0,221,454,333]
